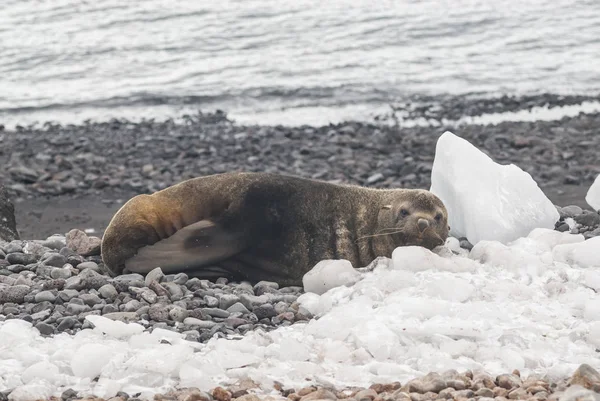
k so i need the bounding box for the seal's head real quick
[378,189,449,250]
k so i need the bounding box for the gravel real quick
[1,96,599,206]
[18,363,600,401]
[0,230,310,341]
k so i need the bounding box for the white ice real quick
[430,131,560,246]
[3,228,600,400]
[302,259,362,295]
[586,174,600,211]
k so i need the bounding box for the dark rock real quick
[0,186,20,241]
[35,322,55,335]
[6,253,38,265]
[574,211,600,227]
[254,304,277,319]
[0,285,30,303]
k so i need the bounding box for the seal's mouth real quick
[412,232,445,250]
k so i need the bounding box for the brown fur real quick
[101,172,449,286]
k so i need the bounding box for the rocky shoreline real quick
[7,363,600,401]
[2,95,600,401]
[1,94,600,239]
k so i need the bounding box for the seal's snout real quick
[417,218,430,232]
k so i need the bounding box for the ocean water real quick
[1,0,600,127]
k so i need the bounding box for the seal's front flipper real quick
[123,219,246,274]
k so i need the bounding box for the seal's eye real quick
[435,213,443,222]
[400,208,409,217]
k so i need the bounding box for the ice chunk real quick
[425,276,474,302]
[430,131,559,245]
[302,259,362,295]
[7,384,53,401]
[392,245,477,273]
[584,300,600,321]
[527,228,585,249]
[586,174,600,211]
[86,315,145,339]
[71,343,115,378]
[553,237,600,268]
[21,361,59,384]
[296,292,321,316]
[94,378,121,399]
[350,321,397,361]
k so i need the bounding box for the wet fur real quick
[101,172,449,286]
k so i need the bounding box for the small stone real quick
[6,253,37,265]
[148,280,170,298]
[205,296,219,308]
[493,387,509,397]
[300,389,337,401]
[57,317,76,331]
[202,308,230,318]
[172,273,188,285]
[183,317,216,329]
[102,305,119,314]
[123,299,143,312]
[227,302,250,314]
[569,363,600,390]
[452,390,474,399]
[475,388,494,398]
[140,288,158,304]
[162,282,183,300]
[234,395,260,401]
[41,235,66,250]
[225,317,247,328]
[59,289,79,302]
[103,312,139,323]
[35,290,57,303]
[77,261,100,271]
[79,268,108,290]
[212,387,231,401]
[80,293,102,306]
[528,386,548,395]
[297,387,317,397]
[61,388,78,400]
[254,303,277,319]
[149,304,170,322]
[574,211,600,227]
[497,374,522,390]
[41,253,68,267]
[175,388,212,401]
[169,306,188,322]
[35,322,55,335]
[219,294,240,310]
[67,303,91,315]
[145,267,165,286]
[99,284,118,300]
[239,293,269,310]
[508,388,528,400]
[367,173,384,184]
[66,229,102,256]
[355,389,378,400]
[50,267,72,279]
[0,284,30,303]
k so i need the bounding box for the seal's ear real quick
[124,219,246,274]
[382,204,392,210]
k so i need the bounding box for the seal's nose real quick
[417,218,430,232]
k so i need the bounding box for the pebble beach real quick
[2,93,600,401]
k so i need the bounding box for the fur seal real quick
[101,172,449,286]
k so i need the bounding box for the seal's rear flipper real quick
[123,219,246,274]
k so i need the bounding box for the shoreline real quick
[1,93,599,239]
[2,93,600,400]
